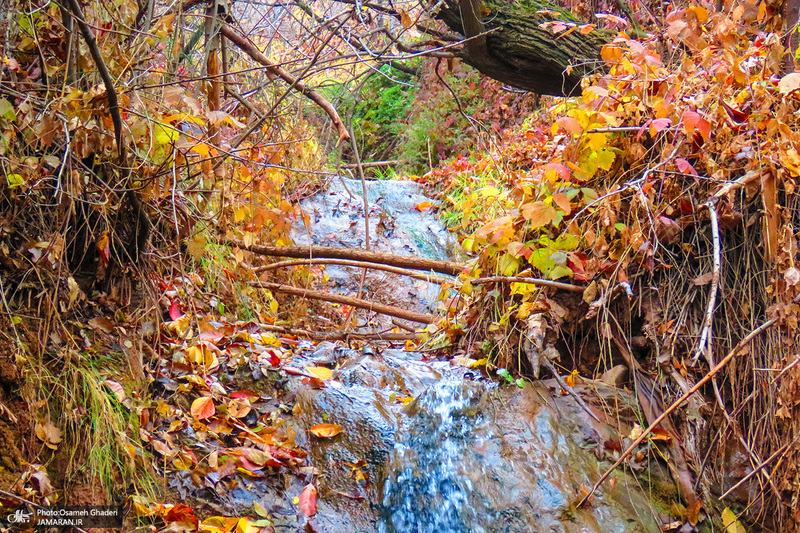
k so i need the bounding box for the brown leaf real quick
[298,483,317,516]
[308,423,343,438]
[692,272,713,286]
[35,419,62,449]
[88,316,115,333]
[191,396,216,420]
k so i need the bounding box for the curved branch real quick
[252,282,438,323]
[219,25,350,143]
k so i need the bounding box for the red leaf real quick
[190,396,216,420]
[230,389,261,400]
[682,110,711,141]
[169,301,183,321]
[298,484,317,516]
[675,158,698,176]
[96,233,110,267]
[165,504,198,527]
[650,118,671,134]
[545,163,570,180]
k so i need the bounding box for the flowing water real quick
[378,378,487,533]
[234,179,669,532]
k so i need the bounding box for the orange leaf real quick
[649,426,673,442]
[551,193,572,215]
[298,483,317,516]
[521,201,557,228]
[191,396,216,420]
[682,110,711,141]
[399,9,413,28]
[556,116,582,135]
[165,504,198,527]
[414,201,434,212]
[308,423,343,438]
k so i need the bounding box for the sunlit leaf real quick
[308,423,343,438]
[191,396,216,420]
[306,366,333,380]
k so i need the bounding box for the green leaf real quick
[6,173,23,188]
[549,265,574,280]
[515,378,525,388]
[0,98,15,120]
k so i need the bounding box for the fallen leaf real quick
[191,396,216,420]
[235,517,259,533]
[298,483,317,516]
[200,516,239,533]
[35,419,62,449]
[88,316,115,333]
[693,272,714,286]
[778,72,800,95]
[722,507,747,533]
[306,366,333,380]
[308,423,343,438]
[414,201,434,212]
[169,301,183,321]
[165,504,199,528]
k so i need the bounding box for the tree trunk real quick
[436,0,609,96]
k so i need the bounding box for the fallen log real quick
[254,258,454,284]
[258,324,419,341]
[252,281,438,324]
[227,239,464,276]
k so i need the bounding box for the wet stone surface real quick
[286,350,665,533]
[290,178,464,323]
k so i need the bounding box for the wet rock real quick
[600,364,629,387]
[285,350,668,532]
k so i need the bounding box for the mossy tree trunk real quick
[435,0,610,96]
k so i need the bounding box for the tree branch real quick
[226,239,464,276]
[219,25,350,144]
[252,282,438,323]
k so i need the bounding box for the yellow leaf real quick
[200,516,239,533]
[235,517,259,533]
[722,507,747,533]
[153,124,179,146]
[306,366,333,380]
[308,423,343,438]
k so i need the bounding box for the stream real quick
[186,179,671,532]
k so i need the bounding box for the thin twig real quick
[577,318,777,508]
[719,438,797,501]
[541,358,602,422]
[692,201,721,363]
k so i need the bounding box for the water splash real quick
[379,378,488,533]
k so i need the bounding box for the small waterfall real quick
[379,378,488,533]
